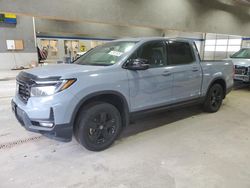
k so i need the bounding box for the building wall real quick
[35,18,163,39]
[0,53,37,69]
[0,16,163,69]
[1,0,250,36]
[0,16,37,70]
[1,0,250,69]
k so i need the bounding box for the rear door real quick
[126,40,174,112]
[167,41,203,102]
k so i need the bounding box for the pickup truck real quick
[12,38,234,151]
[228,48,250,83]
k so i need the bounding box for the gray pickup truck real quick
[228,48,250,83]
[12,38,234,151]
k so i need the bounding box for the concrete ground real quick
[0,71,250,188]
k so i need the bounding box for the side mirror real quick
[125,59,149,70]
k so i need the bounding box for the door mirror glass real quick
[126,59,149,70]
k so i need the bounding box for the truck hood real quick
[228,58,250,67]
[24,64,105,78]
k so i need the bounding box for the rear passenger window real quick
[168,41,195,65]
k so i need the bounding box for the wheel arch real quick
[70,91,130,131]
[207,77,227,98]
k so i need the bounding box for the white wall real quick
[0,53,37,70]
[242,39,250,48]
[204,33,242,60]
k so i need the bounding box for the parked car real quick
[12,38,234,151]
[228,48,250,83]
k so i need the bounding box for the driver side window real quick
[129,41,167,68]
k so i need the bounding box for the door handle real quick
[162,71,171,76]
[192,67,199,72]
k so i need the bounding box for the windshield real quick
[231,48,250,59]
[74,41,137,66]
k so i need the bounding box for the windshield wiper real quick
[77,63,110,66]
[232,57,250,59]
[91,63,111,66]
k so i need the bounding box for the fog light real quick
[39,122,54,128]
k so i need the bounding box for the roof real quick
[113,37,196,44]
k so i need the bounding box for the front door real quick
[126,40,173,112]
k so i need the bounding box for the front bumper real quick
[234,74,250,82]
[11,100,72,142]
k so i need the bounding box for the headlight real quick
[30,79,76,97]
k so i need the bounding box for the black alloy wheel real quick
[75,102,122,151]
[87,111,117,145]
[203,84,224,113]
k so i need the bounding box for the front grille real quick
[235,66,248,75]
[17,80,31,103]
[16,72,36,103]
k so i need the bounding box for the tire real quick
[75,102,122,151]
[203,84,224,113]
